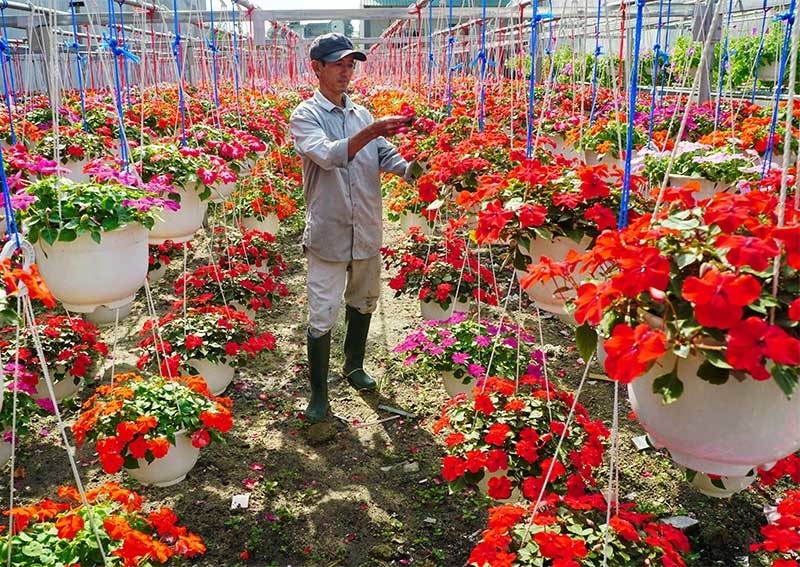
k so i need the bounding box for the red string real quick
[84,24,94,91]
[618,0,626,95]
[247,9,255,90]
[416,8,422,87]
[148,10,157,93]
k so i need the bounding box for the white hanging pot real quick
[210,181,236,203]
[34,223,148,313]
[83,298,134,327]
[185,358,235,396]
[35,373,83,402]
[757,61,781,82]
[0,434,11,468]
[440,369,474,399]
[476,469,524,503]
[516,235,591,321]
[399,211,435,235]
[668,174,732,201]
[420,298,469,322]
[240,213,279,236]
[124,431,201,487]
[629,349,800,485]
[687,469,759,499]
[147,264,168,284]
[63,159,91,183]
[149,184,209,245]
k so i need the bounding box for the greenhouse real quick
[0,0,798,564]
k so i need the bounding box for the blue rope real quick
[0,0,16,107]
[714,0,735,130]
[0,144,20,247]
[587,0,603,125]
[619,0,647,230]
[525,3,539,159]
[170,0,187,146]
[208,0,221,127]
[445,0,454,116]
[427,0,434,101]
[477,0,487,131]
[116,1,132,108]
[647,0,667,143]
[67,0,89,132]
[104,0,132,166]
[751,0,770,103]
[658,0,672,104]
[0,37,15,145]
[762,3,796,176]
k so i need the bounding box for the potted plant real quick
[34,126,110,182]
[433,374,609,501]
[468,492,691,566]
[210,226,287,276]
[0,481,206,563]
[131,141,215,244]
[12,175,167,313]
[173,262,289,319]
[750,488,800,566]
[539,189,799,496]
[225,167,298,235]
[473,160,641,320]
[382,226,498,320]
[638,140,762,198]
[72,372,233,485]
[0,375,56,467]
[385,174,436,234]
[148,239,192,283]
[0,314,108,401]
[571,117,646,164]
[394,311,542,397]
[135,303,276,395]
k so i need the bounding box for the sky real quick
[252,0,361,10]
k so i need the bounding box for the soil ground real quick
[5,215,789,567]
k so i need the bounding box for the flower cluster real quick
[749,488,800,566]
[0,378,55,441]
[173,262,289,313]
[540,189,799,400]
[382,226,498,309]
[72,372,233,474]
[211,226,287,276]
[0,482,205,565]
[0,314,108,390]
[16,176,166,245]
[225,166,298,222]
[394,312,540,386]
[638,141,763,186]
[469,493,691,566]
[0,258,56,325]
[432,374,609,500]
[136,303,276,375]
[148,239,192,274]
[131,142,215,200]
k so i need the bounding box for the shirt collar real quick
[313,88,354,112]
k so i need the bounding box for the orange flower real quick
[55,513,84,539]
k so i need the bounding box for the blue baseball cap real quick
[309,33,366,63]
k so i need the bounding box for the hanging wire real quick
[587,0,603,125]
[208,0,221,127]
[750,0,771,103]
[65,0,89,132]
[170,0,188,145]
[713,0,736,130]
[647,0,668,143]
[0,2,17,145]
[445,0,454,115]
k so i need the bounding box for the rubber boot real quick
[342,305,377,391]
[305,330,331,422]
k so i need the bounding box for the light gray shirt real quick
[289,89,409,262]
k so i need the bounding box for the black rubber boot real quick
[305,330,331,422]
[342,305,377,391]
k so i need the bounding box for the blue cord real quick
[0,0,15,107]
[231,1,242,120]
[446,0,454,116]
[619,0,647,230]
[171,0,187,146]
[0,38,15,145]
[477,0,487,131]
[751,0,770,104]
[714,0,735,130]
[116,1,132,108]
[525,2,539,159]
[0,144,20,247]
[658,0,672,104]
[647,0,667,143]
[587,0,603,126]
[762,3,796,176]
[104,0,131,166]
[209,0,221,127]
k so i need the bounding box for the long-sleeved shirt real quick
[289,89,409,262]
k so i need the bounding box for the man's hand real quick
[370,115,412,138]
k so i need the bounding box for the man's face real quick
[313,55,356,96]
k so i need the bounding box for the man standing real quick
[289,33,412,422]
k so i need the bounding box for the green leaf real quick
[575,323,598,364]
[90,230,101,244]
[697,359,730,385]
[710,476,727,489]
[773,365,799,399]
[652,370,684,404]
[40,228,58,245]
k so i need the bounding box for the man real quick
[289,33,412,422]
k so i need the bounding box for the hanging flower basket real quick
[420,298,469,321]
[241,213,279,236]
[124,430,201,487]
[185,358,235,396]
[148,183,209,245]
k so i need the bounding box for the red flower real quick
[441,455,466,481]
[681,268,762,329]
[603,324,668,384]
[583,202,617,231]
[727,317,800,380]
[444,432,465,447]
[486,474,513,500]
[55,513,84,539]
[485,448,509,472]
[772,225,800,269]
[190,429,211,448]
[475,200,514,244]
[484,422,512,446]
[517,203,548,228]
[612,246,670,297]
[789,298,800,321]
[715,234,779,271]
[184,334,203,350]
[609,515,640,542]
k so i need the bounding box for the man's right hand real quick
[370,115,412,138]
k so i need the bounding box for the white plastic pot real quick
[186,359,235,396]
[149,184,209,245]
[124,431,201,487]
[420,298,469,322]
[241,213,279,236]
